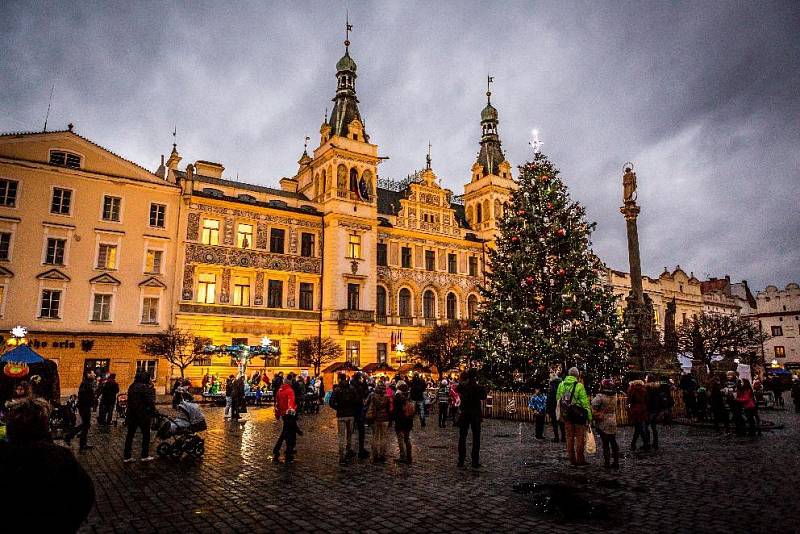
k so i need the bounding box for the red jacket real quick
[737,389,756,410]
[276,383,296,418]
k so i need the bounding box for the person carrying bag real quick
[556,367,592,466]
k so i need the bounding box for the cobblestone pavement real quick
[74,405,800,533]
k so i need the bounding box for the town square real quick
[0,2,798,533]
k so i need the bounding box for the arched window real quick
[376,286,387,319]
[314,174,320,199]
[321,169,327,194]
[361,169,374,200]
[466,205,473,225]
[423,290,436,324]
[482,199,490,222]
[446,292,457,320]
[494,199,502,219]
[476,203,483,223]
[349,167,359,193]
[399,288,412,325]
[337,164,347,192]
[467,294,478,320]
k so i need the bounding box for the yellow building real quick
[606,265,704,337]
[171,37,513,383]
[0,127,180,393]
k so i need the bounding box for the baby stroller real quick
[154,397,207,459]
[49,395,77,440]
[113,394,128,426]
[303,390,320,414]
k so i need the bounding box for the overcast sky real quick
[2,1,798,292]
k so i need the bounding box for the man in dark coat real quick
[97,373,119,426]
[409,374,427,427]
[456,368,487,469]
[123,371,156,462]
[350,372,370,459]
[64,370,96,450]
[329,373,358,463]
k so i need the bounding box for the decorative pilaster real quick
[182,264,195,301]
[186,213,200,241]
[223,217,234,246]
[219,268,231,303]
[287,274,297,308]
[254,272,265,306]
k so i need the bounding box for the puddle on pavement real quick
[512,482,609,520]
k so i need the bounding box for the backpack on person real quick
[402,399,415,419]
[559,382,588,425]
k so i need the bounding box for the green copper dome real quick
[336,52,357,72]
[481,102,498,122]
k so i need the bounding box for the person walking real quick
[123,371,156,462]
[627,379,649,451]
[645,375,664,450]
[391,381,415,464]
[436,379,450,428]
[272,373,299,463]
[591,379,619,469]
[365,381,392,463]
[409,373,427,427]
[456,368,487,469]
[224,375,235,419]
[679,372,698,420]
[329,373,358,464]
[291,375,305,416]
[791,376,800,413]
[528,386,547,440]
[547,369,565,443]
[97,373,119,427]
[556,367,592,466]
[231,375,246,422]
[448,379,461,426]
[709,377,729,432]
[64,370,96,451]
[351,373,370,459]
[736,379,760,437]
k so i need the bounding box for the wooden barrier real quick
[482,389,685,426]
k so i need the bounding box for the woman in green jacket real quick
[556,367,592,466]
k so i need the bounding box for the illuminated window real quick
[145,249,163,274]
[96,244,117,270]
[233,276,251,306]
[197,273,216,304]
[346,340,360,367]
[348,234,361,259]
[201,219,220,245]
[237,223,253,249]
[774,346,786,358]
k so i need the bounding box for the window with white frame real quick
[102,195,121,222]
[347,233,361,259]
[232,276,251,306]
[50,188,72,215]
[149,203,166,228]
[49,150,81,168]
[40,289,62,318]
[197,273,216,304]
[141,297,160,324]
[96,243,118,269]
[0,179,19,207]
[136,359,157,379]
[44,238,66,265]
[201,219,220,245]
[0,232,11,261]
[92,293,112,321]
[346,340,360,367]
[145,249,163,274]
[237,223,253,249]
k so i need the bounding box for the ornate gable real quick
[138,276,167,288]
[89,273,121,285]
[37,268,71,281]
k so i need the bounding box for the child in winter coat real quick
[391,381,415,464]
[528,388,547,439]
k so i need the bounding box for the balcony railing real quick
[338,309,375,323]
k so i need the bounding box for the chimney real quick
[194,160,225,179]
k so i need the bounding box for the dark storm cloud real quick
[1,0,798,291]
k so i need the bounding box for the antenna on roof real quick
[43,82,55,132]
[172,124,177,148]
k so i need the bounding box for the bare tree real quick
[140,325,210,379]
[295,336,343,376]
[407,321,473,379]
[676,314,767,371]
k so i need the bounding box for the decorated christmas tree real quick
[475,151,625,388]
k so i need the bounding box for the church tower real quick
[292,21,380,358]
[462,78,516,244]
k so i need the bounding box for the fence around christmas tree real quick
[481,389,685,426]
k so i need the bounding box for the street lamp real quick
[395,342,405,370]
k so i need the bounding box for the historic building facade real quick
[755,283,800,366]
[0,128,180,393]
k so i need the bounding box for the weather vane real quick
[426,141,432,169]
[345,10,353,49]
[487,74,494,101]
[530,129,543,154]
[172,124,177,148]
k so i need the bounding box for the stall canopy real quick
[1,345,45,364]
[322,361,361,374]
[361,362,396,374]
[398,363,432,374]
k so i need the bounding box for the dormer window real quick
[49,150,81,169]
[202,188,224,197]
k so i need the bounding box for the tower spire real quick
[475,76,505,177]
[327,18,366,140]
[426,141,432,170]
